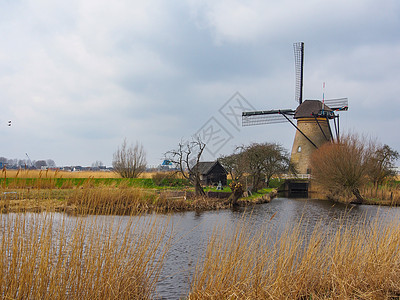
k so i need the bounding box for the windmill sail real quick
[242,109,295,126]
[293,42,304,105]
[240,42,349,176]
[323,98,348,111]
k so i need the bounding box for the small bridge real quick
[279,174,310,197]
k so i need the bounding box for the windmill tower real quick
[242,42,348,175]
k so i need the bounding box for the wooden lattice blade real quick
[242,109,294,126]
[323,98,348,111]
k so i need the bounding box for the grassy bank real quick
[311,182,400,206]
[0,170,277,214]
[1,176,158,189]
[0,170,191,190]
[0,186,275,215]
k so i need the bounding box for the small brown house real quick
[195,161,227,186]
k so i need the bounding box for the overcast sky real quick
[1,0,399,167]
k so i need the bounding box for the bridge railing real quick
[281,174,311,180]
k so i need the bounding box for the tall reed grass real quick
[0,213,171,299]
[189,215,400,299]
[311,181,400,206]
[66,187,232,215]
[66,186,157,215]
[1,203,400,298]
[361,184,400,205]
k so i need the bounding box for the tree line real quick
[112,133,399,205]
[0,157,56,169]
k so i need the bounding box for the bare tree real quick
[311,134,370,203]
[165,136,206,197]
[112,139,147,178]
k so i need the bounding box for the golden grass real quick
[142,171,187,180]
[189,215,400,299]
[2,169,121,179]
[140,171,160,179]
[66,187,235,215]
[0,213,171,299]
[1,169,185,180]
[66,186,157,215]
[0,186,234,215]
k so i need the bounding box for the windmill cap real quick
[294,100,332,119]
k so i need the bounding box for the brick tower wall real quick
[290,117,332,174]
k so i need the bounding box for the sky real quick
[1,0,399,167]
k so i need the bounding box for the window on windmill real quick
[297,146,302,152]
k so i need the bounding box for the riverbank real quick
[1,170,398,214]
[0,169,280,214]
[309,183,400,206]
[0,186,276,215]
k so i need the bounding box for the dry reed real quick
[66,186,157,215]
[361,184,400,205]
[189,215,400,299]
[66,187,232,215]
[311,182,400,206]
[0,213,171,299]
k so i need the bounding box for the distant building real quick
[194,161,227,186]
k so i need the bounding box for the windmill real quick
[242,42,348,175]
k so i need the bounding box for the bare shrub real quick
[113,139,147,178]
[311,134,371,203]
[66,186,156,215]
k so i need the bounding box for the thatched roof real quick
[294,100,332,119]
